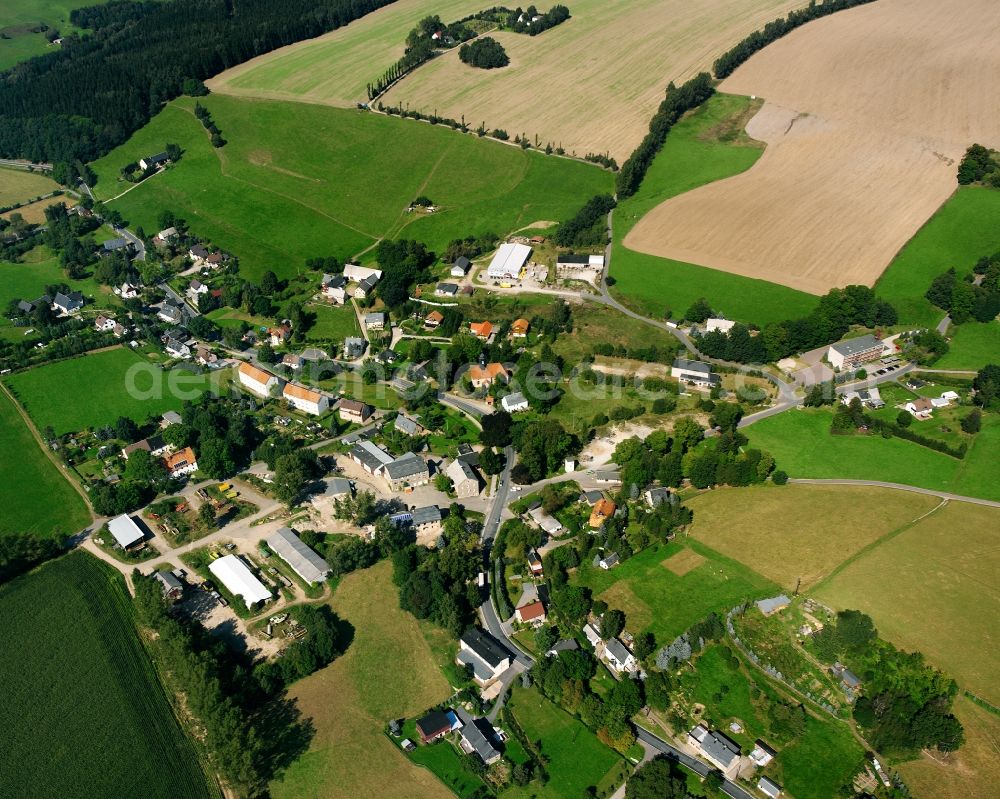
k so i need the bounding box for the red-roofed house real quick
[515,601,547,626]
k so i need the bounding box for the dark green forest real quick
[0,0,397,164]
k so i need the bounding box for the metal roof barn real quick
[486,243,531,280]
[266,528,331,585]
[107,514,145,549]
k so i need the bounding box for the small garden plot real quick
[732,604,846,714]
[426,409,479,455]
[671,643,865,799]
[144,496,207,547]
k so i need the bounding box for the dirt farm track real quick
[624,0,1000,295]
[209,0,804,162]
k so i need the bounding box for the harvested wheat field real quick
[625,0,1000,295]
[213,0,803,162]
[208,0,485,107]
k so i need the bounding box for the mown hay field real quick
[212,0,803,162]
[207,0,486,106]
[686,483,940,591]
[814,501,1000,707]
[89,96,612,281]
[0,386,90,538]
[626,0,1000,294]
[270,560,453,799]
[0,165,58,206]
[0,553,214,799]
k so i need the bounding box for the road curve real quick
[788,478,1000,508]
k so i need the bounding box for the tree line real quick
[957,143,1000,187]
[615,73,715,198]
[0,0,397,163]
[554,193,615,247]
[689,285,897,363]
[810,609,963,755]
[132,570,348,796]
[712,0,878,79]
[925,257,1000,325]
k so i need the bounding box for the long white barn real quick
[486,243,531,281]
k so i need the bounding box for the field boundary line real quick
[0,380,95,519]
[810,499,947,594]
[788,478,1000,508]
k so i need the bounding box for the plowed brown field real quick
[625,0,1000,295]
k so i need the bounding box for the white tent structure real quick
[209,555,271,608]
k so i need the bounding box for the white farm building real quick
[209,554,272,608]
[486,243,531,281]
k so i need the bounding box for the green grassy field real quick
[306,303,360,342]
[744,407,1000,502]
[778,713,865,799]
[0,552,213,799]
[503,686,624,799]
[0,0,98,69]
[814,501,1000,706]
[90,96,613,282]
[0,387,90,537]
[406,730,485,799]
[0,166,59,206]
[875,186,1000,327]
[0,246,115,339]
[609,94,817,326]
[935,321,1000,370]
[576,539,777,643]
[4,347,218,434]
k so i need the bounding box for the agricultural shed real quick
[107,514,145,549]
[486,243,531,281]
[266,528,331,585]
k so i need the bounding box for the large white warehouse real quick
[209,554,272,608]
